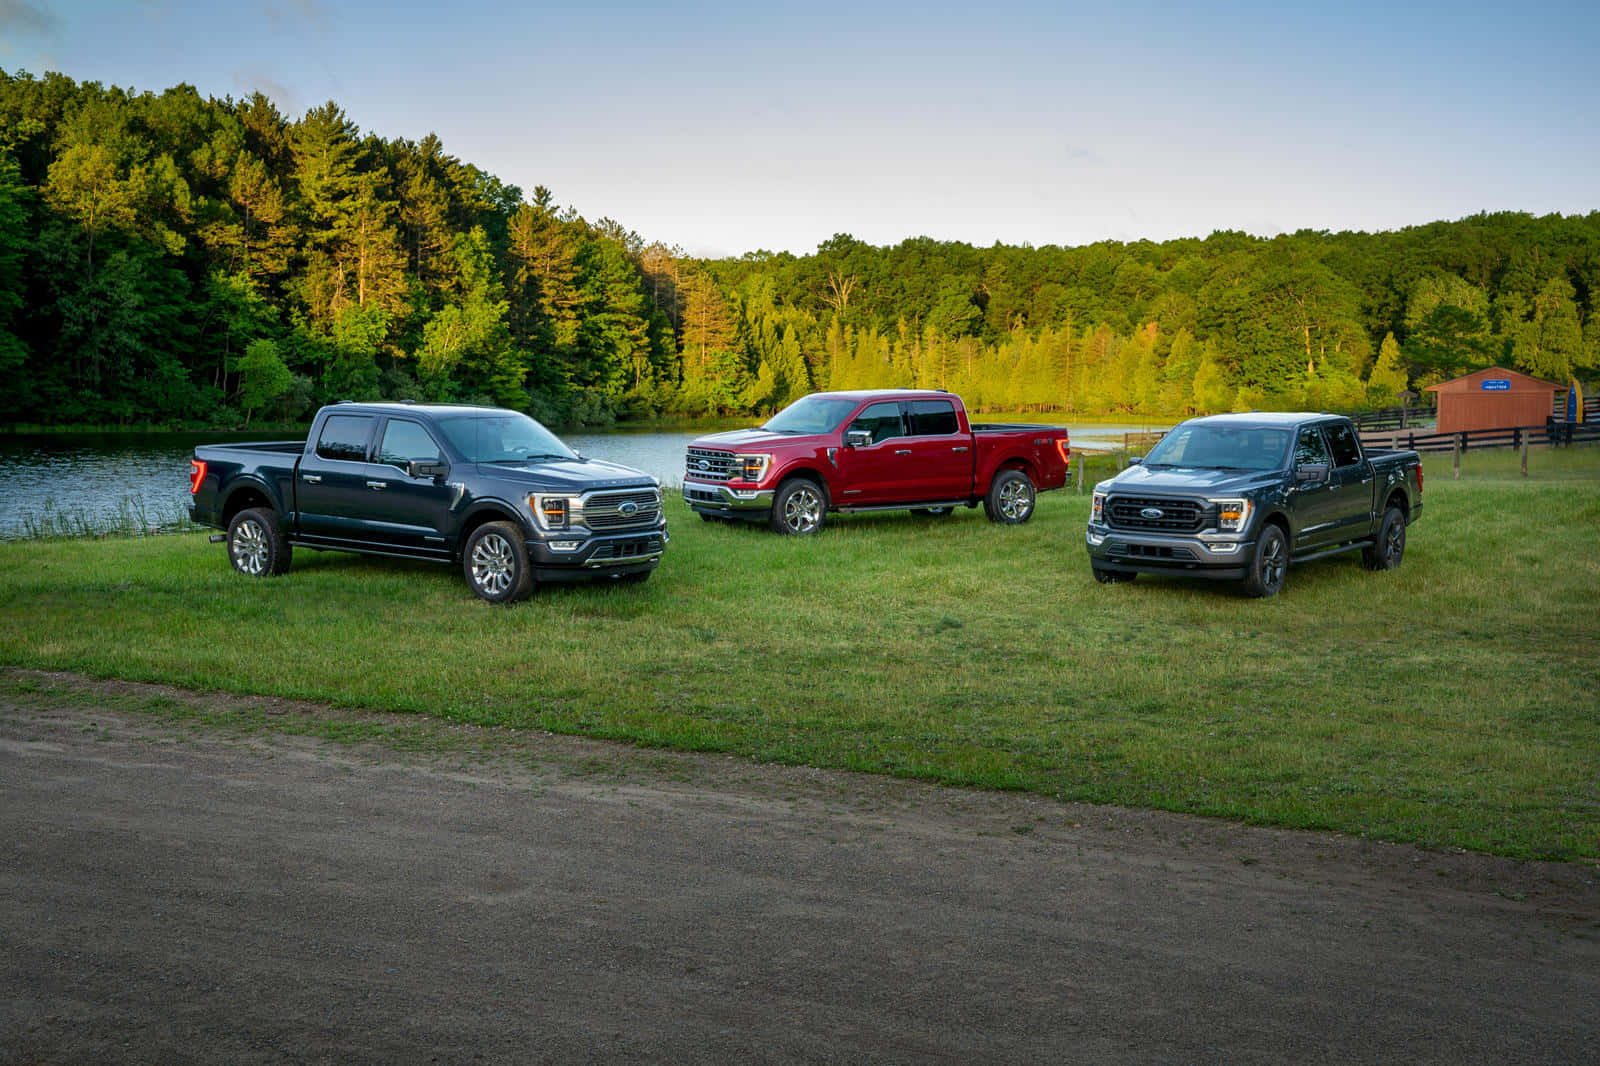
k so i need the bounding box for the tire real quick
[770,478,826,535]
[1242,523,1287,598]
[1093,566,1135,584]
[227,507,291,577]
[984,469,1036,524]
[462,521,534,603]
[1362,506,1406,571]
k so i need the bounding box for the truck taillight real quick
[1415,465,1424,495]
[1055,438,1071,465]
[189,458,207,494]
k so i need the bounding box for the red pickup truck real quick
[682,389,1071,534]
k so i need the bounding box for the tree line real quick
[2,70,1597,429]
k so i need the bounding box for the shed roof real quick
[1424,366,1563,394]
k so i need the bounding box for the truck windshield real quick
[436,411,578,464]
[1142,425,1291,472]
[762,395,862,435]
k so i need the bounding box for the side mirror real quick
[1126,455,1143,466]
[409,459,449,480]
[844,429,872,449]
[1295,463,1329,483]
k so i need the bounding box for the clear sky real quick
[3,0,1596,258]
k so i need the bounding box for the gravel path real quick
[2,672,1596,1063]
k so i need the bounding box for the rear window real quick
[1325,422,1363,467]
[315,415,375,462]
[907,400,959,436]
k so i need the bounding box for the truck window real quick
[1325,422,1363,467]
[379,419,442,469]
[906,400,959,436]
[315,415,376,462]
[1294,426,1331,467]
[849,402,904,444]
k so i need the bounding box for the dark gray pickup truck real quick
[189,402,667,603]
[1085,412,1423,597]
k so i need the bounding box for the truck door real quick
[368,418,456,558]
[835,401,907,505]
[900,399,971,501]
[1290,425,1338,551]
[294,413,381,543]
[1323,421,1376,542]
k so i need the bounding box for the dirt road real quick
[2,672,1596,1064]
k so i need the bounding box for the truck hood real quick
[1105,465,1281,495]
[472,458,656,493]
[691,428,813,450]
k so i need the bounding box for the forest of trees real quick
[3,69,1598,429]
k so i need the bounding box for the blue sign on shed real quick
[1481,379,1511,391]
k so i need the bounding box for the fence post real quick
[1076,455,1085,494]
[1521,432,1529,477]
[1453,434,1462,479]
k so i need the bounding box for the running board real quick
[1291,539,1372,564]
[834,500,975,515]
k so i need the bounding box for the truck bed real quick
[197,440,306,455]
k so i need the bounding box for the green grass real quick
[1,445,1597,861]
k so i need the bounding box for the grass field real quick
[1,446,1596,860]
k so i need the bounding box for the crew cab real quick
[1085,412,1423,597]
[188,402,667,603]
[682,389,1070,534]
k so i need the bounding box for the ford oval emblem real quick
[697,458,710,471]
[619,501,639,516]
[1140,507,1165,519]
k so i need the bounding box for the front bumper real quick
[527,524,669,581]
[1085,525,1253,580]
[682,481,775,517]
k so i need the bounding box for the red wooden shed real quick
[1424,366,1563,435]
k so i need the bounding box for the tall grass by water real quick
[5,494,199,540]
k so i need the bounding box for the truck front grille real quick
[685,447,735,482]
[1107,495,1206,533]
[585,489,661,531]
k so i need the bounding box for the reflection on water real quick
[0,421,1163,539]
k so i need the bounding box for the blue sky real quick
[3,0,1596,257]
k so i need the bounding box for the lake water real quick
[0,421,1162,539]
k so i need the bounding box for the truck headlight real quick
[1090,490,1107,525]
[530,494,583,531]
[734,454,771,483]
[1213,499,1250,532]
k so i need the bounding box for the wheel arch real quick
[775,466,831,509]
[989,455,1038,486]
[455,502,532,561]
[221,483,276,528]
[1383,489,1410,522]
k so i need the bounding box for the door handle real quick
[366,480,388,490]
[895,449,912,456]
[301,474,321,484]
[952,446,969,453]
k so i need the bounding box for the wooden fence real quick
[1360,421,1600,454]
